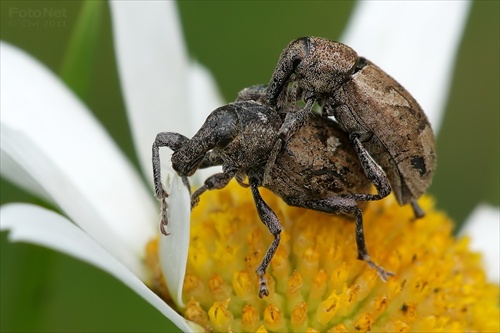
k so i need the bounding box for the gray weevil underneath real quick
[153,85,395,298]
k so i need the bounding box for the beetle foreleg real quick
[153,132,190,199]
[153,132,191,235]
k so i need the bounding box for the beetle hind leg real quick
[410,200,425,219]
[286,196,394,282]
[351,207,395,281]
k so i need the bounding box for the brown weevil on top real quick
[266,36,436,217]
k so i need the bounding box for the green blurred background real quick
[1,1,498,332]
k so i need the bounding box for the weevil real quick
[153,85,393,298]
[266,36,436,216]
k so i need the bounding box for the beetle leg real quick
[349,136,427,219]
[191,170,235,209]
[350,206,395,281]
[410,200,425,219]
[346,134,392,202]
[249,177,282,298]
[153,132,192,235]
[153,132,190,199]
[286,196,394,281]
[153,132,227,235]
[277,98,315,142]
[265,97,315,180]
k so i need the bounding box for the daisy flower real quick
[1,1,498,332]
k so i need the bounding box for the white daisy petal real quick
[460,204,500,283]
[110,1,193,182]
[0,203,202,332]
[341,1,471,132]
[187,61,225,133]
[0,42,157,278]
[0,148,50,201]
[159,174,191,308]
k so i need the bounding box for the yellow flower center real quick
[146,181,499,332]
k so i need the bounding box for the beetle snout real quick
[171,151,204,177]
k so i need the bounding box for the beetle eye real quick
[292,57,302,70]
[296,36,311,52]
[354,57,368,74]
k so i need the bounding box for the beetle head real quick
[295,37,358,96]
[267,37,358,106]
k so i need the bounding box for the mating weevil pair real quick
[152,36,436,298]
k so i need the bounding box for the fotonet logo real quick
[6,6,70,28]
[9,7,68,18]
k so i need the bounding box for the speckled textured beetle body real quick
[153,86,393,298]
[266,36,436,212]
[263,114,371,202]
